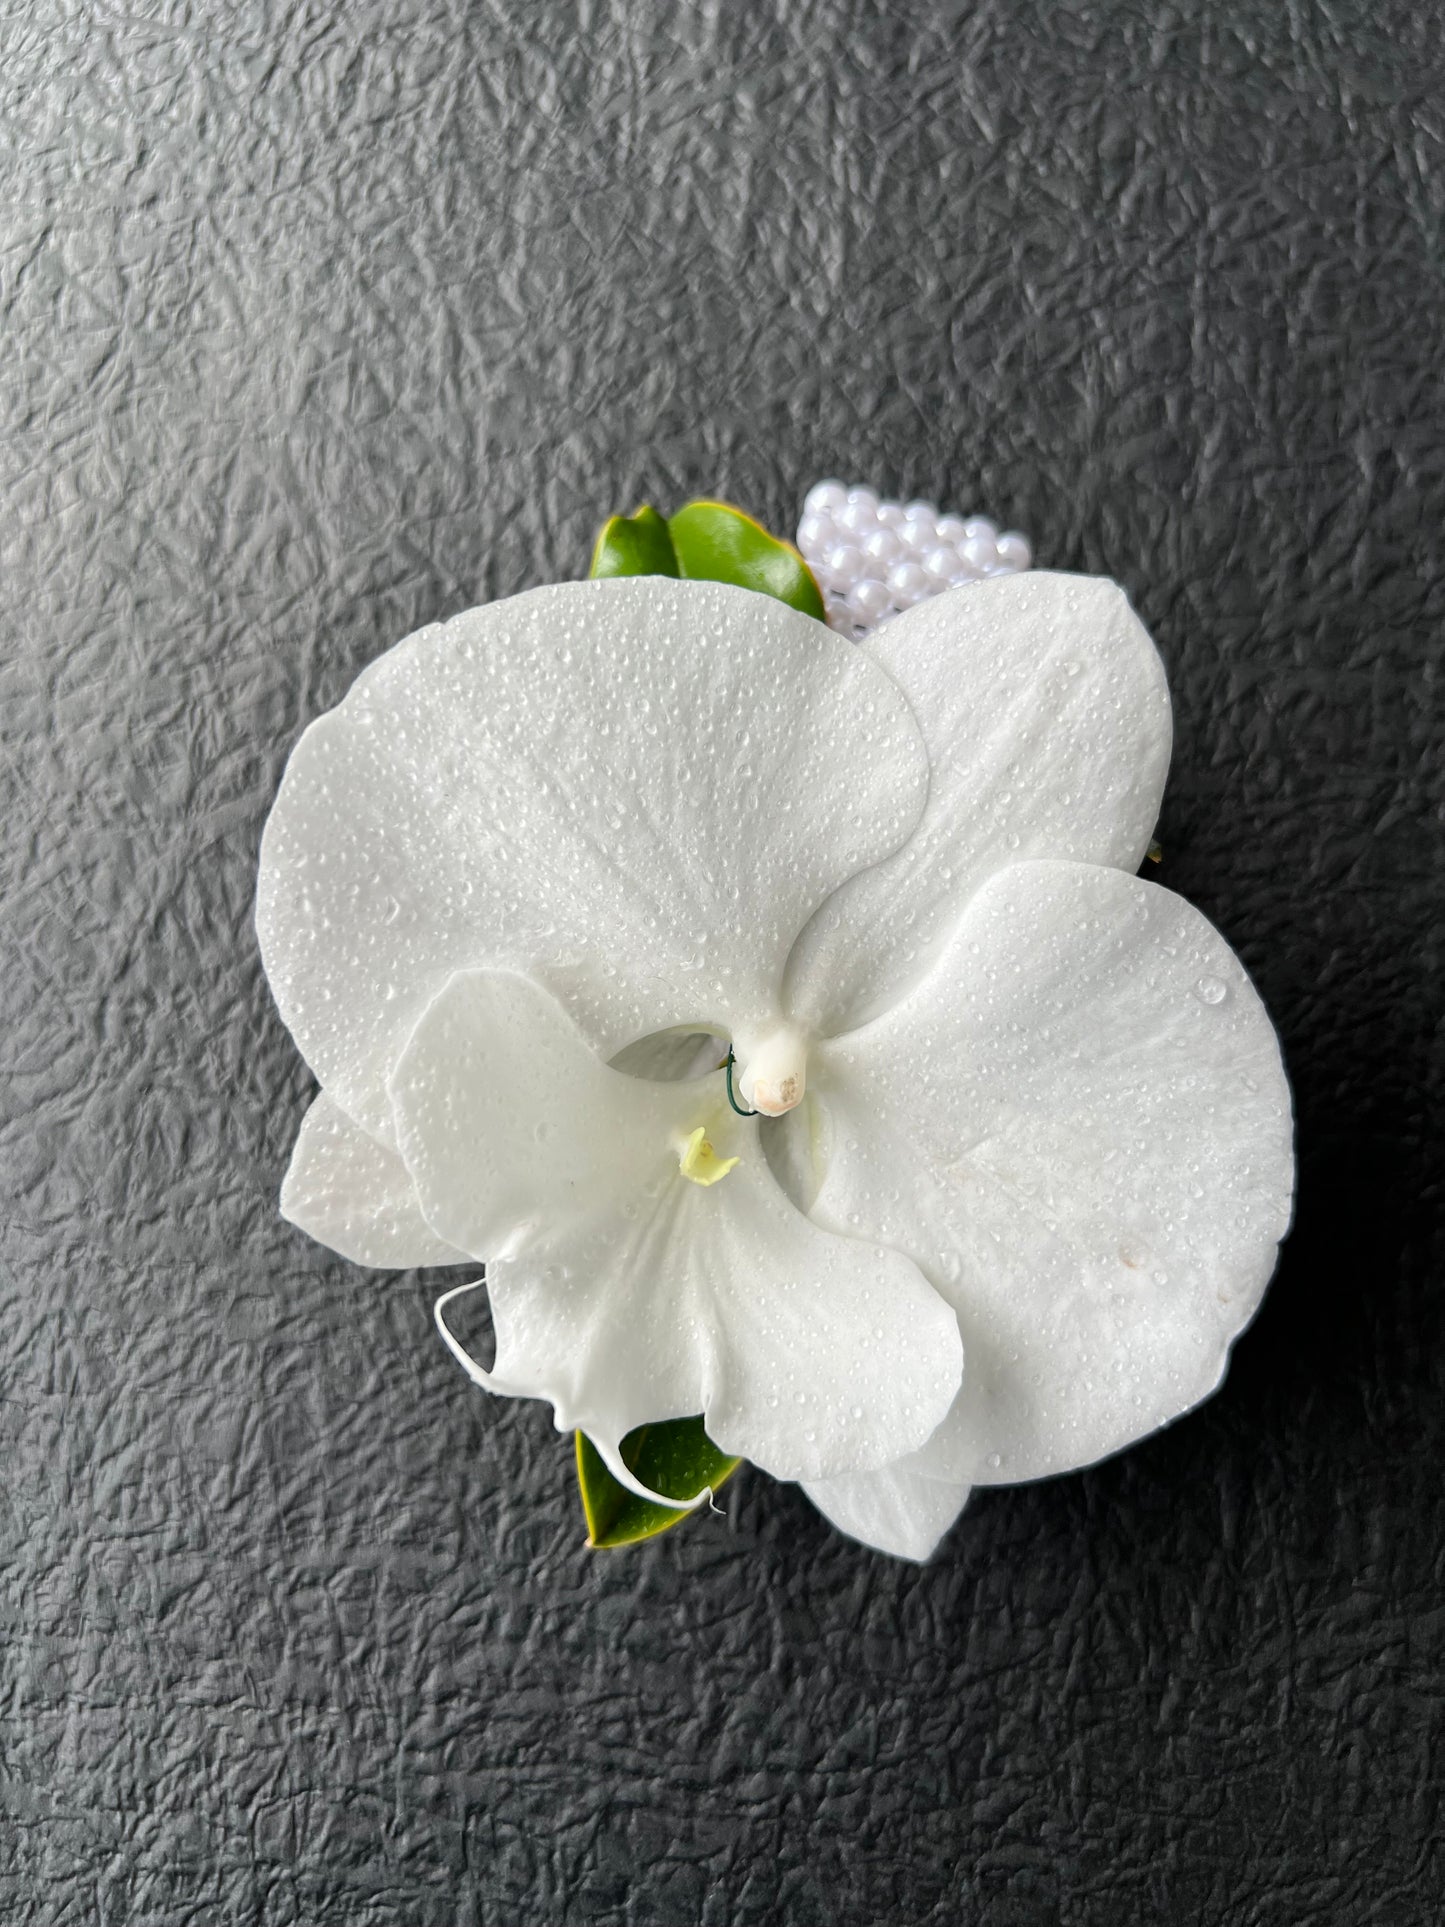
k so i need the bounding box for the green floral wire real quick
[724,1047,757,1117]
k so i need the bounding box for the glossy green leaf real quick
[588,497,826,621]
[576,1417,741,1549]
[588,504,678,579]
[668,498,826,620]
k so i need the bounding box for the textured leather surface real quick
[3,4,1441,1921]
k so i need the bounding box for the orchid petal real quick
[802,1461,973,1562]
[809,861,1294,1485]
[784,573,1173,1035]
[280,1092,466,1268]
[257,577,929,1141]
[388,969,962,1488]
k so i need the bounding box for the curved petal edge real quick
[280,1092,468,1269]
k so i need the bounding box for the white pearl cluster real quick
[797,481,1033,639]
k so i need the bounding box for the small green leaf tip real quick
[576,1417,741,1549]
[588,497,826,620]
[588,503,679,579]
[668,499,826,619]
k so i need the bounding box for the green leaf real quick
[576,1417,741,1549]
[667,498,826,620]
[588,504,678,579]
[587,496,826,621]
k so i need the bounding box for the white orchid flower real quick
[257,569,1293,1556]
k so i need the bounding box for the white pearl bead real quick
[837,499,878,537]
[848,579,893,624]
[804,480,848,515]
[802,482,1032,603]
[887,562,931,608]
[796,512,830,555]
[824,544,864,582]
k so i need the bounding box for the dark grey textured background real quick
[3,3,1442,1922]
